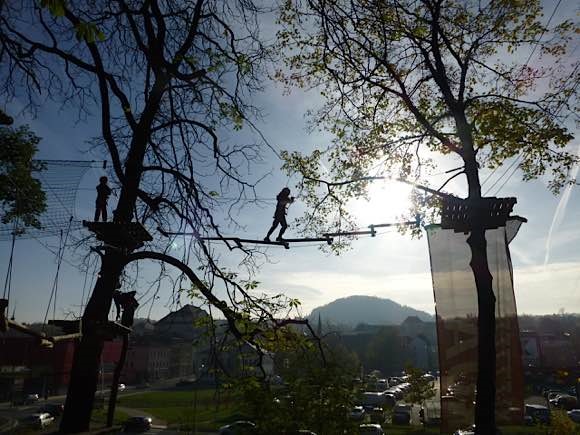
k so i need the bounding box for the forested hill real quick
[308,295,433,328]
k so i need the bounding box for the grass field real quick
[117,389,243,431]
[90,407,130,427]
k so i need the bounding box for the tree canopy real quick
[0,123,46,229]
[277,0,578,232]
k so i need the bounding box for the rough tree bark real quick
[61,249,126,432]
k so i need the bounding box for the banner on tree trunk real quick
[426,218,525,432]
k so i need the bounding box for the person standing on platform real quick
[264,187,294,241]
[94,176,112,222]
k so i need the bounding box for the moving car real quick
[118,383,127,391]
[122,416,152,432]
[359,423,384,435]
[218,420,256,434]
[21,413,55,429]
[13,393,40,406]
[39,403,64,416]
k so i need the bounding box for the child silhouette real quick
[94,176,112,222]
[265,188,294,241]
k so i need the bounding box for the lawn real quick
[90,408,130,427]
[117,389,243,431]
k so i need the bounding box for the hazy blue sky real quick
[1,0,578,323]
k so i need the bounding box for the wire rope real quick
[483,155,523,196]
[481,0,565,193]
[2,228,17,306]
[42,216,74,330]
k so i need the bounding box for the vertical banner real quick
[426,218,525,432]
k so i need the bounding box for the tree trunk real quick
[60,250,124,433]
[106,334,128,427]
[467,226,496,434]
[457,112,497,434]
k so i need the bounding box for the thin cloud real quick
[544,143,580,266]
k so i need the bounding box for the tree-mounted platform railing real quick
[440,196,521,232]
[157,218,420,249]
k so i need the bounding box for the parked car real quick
[525,404,550,424]
[376,379,389,390]
[392,403,412,424]
[546,390,565,401]
[568,409,580,423]
[368,407,384,423]
[382,393,396,408]
[39,403,64,416]
[551,394,578,410]
[387,387,403,400]
[349,406,366,421]
[359,423,384,435]
[218,420,256,434]
[420,403,441,426]
[21,413,55,429]
[423,373,435,382]
[176,378,196,387]
[122,416,152,432]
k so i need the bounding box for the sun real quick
[349,180,414,225]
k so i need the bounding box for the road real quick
[0,385,221,435]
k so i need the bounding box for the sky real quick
[1,0,579,323]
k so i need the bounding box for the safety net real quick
[426,217,525,432]
[0,160,93,241]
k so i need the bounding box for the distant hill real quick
[309,295,433,327]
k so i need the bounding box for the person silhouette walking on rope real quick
[265,187,294,242]
[94,176,112,222]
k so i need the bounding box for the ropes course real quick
[0,160,97,241]
[0,159,99,345]
[158,217,420,250]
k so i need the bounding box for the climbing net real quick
[0,160,94,241]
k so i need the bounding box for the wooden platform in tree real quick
[441,197,517,232]
[48,319,81,334]
[83,220,152,250]
[95,320,132,340]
